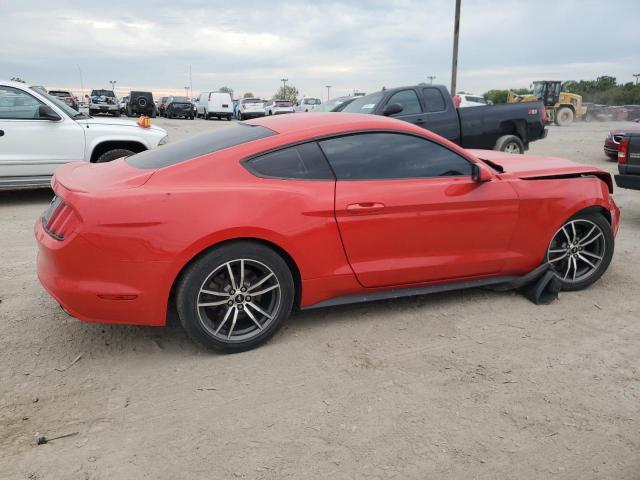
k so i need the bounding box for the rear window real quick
[127,124,277,169]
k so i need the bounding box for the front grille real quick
[42,197,78,240]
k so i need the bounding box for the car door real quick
[0,85,85,180]
[381,89,424,125]
[419,87,460,142]
[319,132,520,288]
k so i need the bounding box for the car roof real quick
[247,112,428,137]
[1,80,34,89]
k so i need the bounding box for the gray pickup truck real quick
[341,84,548,154]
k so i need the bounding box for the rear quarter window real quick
[126,124,276,169]
[243,142,334,180]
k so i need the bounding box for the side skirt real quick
[302,264,550,310]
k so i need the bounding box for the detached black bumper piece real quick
[615,174,640,190]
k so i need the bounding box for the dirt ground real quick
[1,118,639,480]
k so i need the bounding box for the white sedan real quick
[0,80,167,190]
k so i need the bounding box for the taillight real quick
[618,137,629,164]
[208,93,212,101]
[42,199,79,240]
[540,106,546,124]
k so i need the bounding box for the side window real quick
[0,86,43,119]
[319,133,472,180]
[387,90,421,115]
[422,87,447,112]
[244,142,334,180]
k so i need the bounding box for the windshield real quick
[532,82,545,98]
[170,96,190,103]
[243,98,262,104]
[91,89,115,97]
[342,92,385,113]
[303,98,321,105]
[31,87,84,118]
[275,101,292,107]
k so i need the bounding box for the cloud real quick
[1,0,638,99]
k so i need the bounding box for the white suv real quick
[294,97,322,112]
[0,80,168,190]
[237,98,266,120]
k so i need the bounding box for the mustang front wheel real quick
[176,242,294,352]
[546,212,614,291]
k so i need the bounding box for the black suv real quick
[165,96,195,120]
[127,91,157,117]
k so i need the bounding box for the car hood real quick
[78,117,163,131]
[468,149,613,191]
[609,124,640,135]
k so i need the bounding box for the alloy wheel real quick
[546,219,606,283]
[196,259,281,342]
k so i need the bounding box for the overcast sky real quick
[2,0,638,99]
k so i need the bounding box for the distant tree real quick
[274,85,299,104]
[483,88,529,104]
[219,86,234,98]
[10,76,26,83]
[242,92,254,99]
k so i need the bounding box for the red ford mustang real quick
[35,113,620,352]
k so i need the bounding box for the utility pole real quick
[184,86,189,98]
[634,73,640,85]
[77,64,84,102]
[280,78,288,100]
[450,0,461,96]
[427,75,436,85]
[189,65,193,99]
[325,85,331,100]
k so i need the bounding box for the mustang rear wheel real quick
[546,212,613,291]
[176,242,294,352]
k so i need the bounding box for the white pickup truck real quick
[0,80,168,190]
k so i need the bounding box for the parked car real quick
[48,90,79,111]
[197,91,233,120]
[294,97,322,112]
[614,133,640,190]
[264,99,294,115]
[157,97,169,117]
[237,98,266,120]
[0,80,167,190]
[455,93,492,108]
[341,85,547,154]
[127,91,157,117]
[165,96,195,120]
[89,89,120,116]
[604,124,640,159]
[316,96,358,112]
[35,112,618,352]
[119,95,129,114]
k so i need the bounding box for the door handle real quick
[346,202,385,214]
[415,118,425,124]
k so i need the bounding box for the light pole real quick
[634,73,640,85]
[109,80,116,93]
[325,85,332,101]
[184,86,189,98]
[450,0,461,95]
[280,78,288,100]
[427,75,436,85]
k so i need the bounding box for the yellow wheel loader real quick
[508,81,586,126]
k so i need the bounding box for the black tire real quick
[89,109,97,116]
[606,153,618,161]
[238,112,243,121]
[114,110,121,117]
[555,107,574,126]
[150,109,157,118]
[190,115,195,120]
[227,114,232,121]
[176,241,295,353]
[546,211,614,291]
[95,148,135,164]
[495,135,524,154]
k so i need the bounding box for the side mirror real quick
[38,105,61,121]
[472,163,492,182]
[382,103,403,116]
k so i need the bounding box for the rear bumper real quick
[615,174,640,190]
[35,220,169,326]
